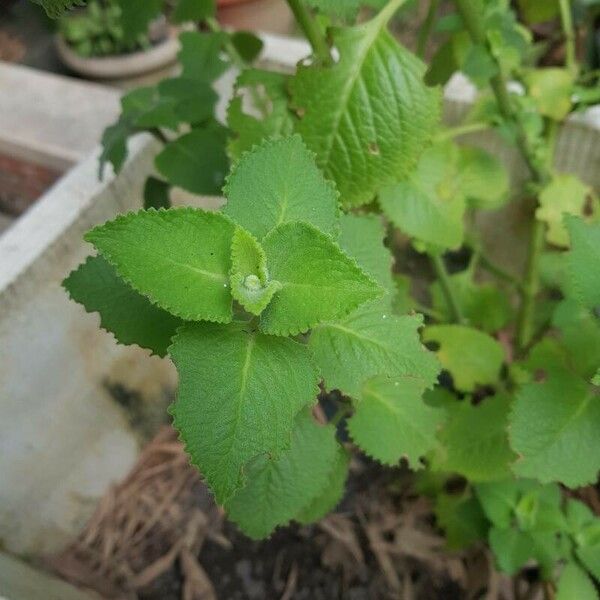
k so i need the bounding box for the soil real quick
[50,426,513,600]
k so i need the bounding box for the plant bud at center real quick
[244,274,261,290]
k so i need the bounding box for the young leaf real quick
[309,301,440,397]
[348,375,445,467]
[260,223,383,336]
[295,447,349,525]
[435,493,489,550]
[536,175,594,247]
[178,31,230,82]
[155,123,229,195]
[525,68,574,121]
[85,208,235,323]
[229,227,281,315]
[64,255,183,357]
[224,409,338,538]
[431,394,516,481]
[170,322,319,504]
[172,0,215,23]
[422,325,505,392]
[290,4,440,207]
[565,216,600,309]
[227,70,295,160]
[379,142,466,250]
[510,372,600,488]
[223,136,339,240]
[556,563,599,600]
[337,213,394,293]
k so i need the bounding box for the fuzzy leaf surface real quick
[565,216,600,309]
[290,6,440,207]
[431,394,516,481]
[225,409,338,538]
[229,227,281,315]
[348,375,445,467]
[85,208,235,322]
[422,325,505,392]
[260,223,382,336]
[223,136,338,240]
[510,372,600,488]
[170,323,319,503]
[64,255,183,357]
[309,300,440,397]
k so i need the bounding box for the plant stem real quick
[435,121,490,141]
[559,0,576,73]
[149,127,168,144]
[430,253,464,324]
[478,252,523,291]
[417,0,439,58]
[330,403,351,426]
[285,0,332,65]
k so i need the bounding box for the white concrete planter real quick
[1,31,600,596]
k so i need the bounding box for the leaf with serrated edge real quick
[309,300,439,397]
[85,208,235,323]
[223,136,339,240]
[348,375,445,467]
[565,216,600,309]
[290,4,440,207]
[422,325,505,392]
[229,227,281,315]
[64,255,183,357]
[296,447,349,525]
[225,409,338,538]
[510,371,600,488]
[260,222,383,336]
[33,0,83,17]
[431,394,516,481]
[170,322,320,504]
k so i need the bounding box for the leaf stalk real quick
[285,0,332,65]
[430,253,464,324]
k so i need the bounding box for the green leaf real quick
[517,0,559,24]
[536,175,595,247]
[348,375,445,467]
[85,208,235,322]
[431,394,516,481]
[227,70,296,161]
[157,77,218,125]
[379,142,466,250]
[309,300,440,397]
[116,0,162,43]
[430,272,512,333]
[172,0,215,23]
[144,177,171,210]
[456,145,510,210]
[155,123,229,195]
[476,480,531,529]
[557,563,599,600]
[32,0,84,17]
[510,372,600,487]
[296,447,349,524]
[525,68,575,121]
[229,227,281,315]
[178,31,229,82]
[435,493,488,550]
[290,5,440,207]
[64,255,183,357]
[337,213,394,293]
[565,216,600,309]
[231,31,263,62]
[119,85,179,131]
[223,136,339,240]
[170,323,319,503]
[422,325,505,392]
[99,117,130,176]
[224,409,338,538]
[260,223,383,336]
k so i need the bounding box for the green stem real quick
[285,0,332,65]
[435,121,490,141]
[330,403,351,426]
[149,127,168,144]
[559,0,576,73]
[478,253,523,291]
[414,303,444,321]
[417,0,439,58]
[430,253,464,324]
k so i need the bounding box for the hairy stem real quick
[417,0,439,58]
[559,0,576,73]
[285,0,332,65]
[430,253,464,324]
